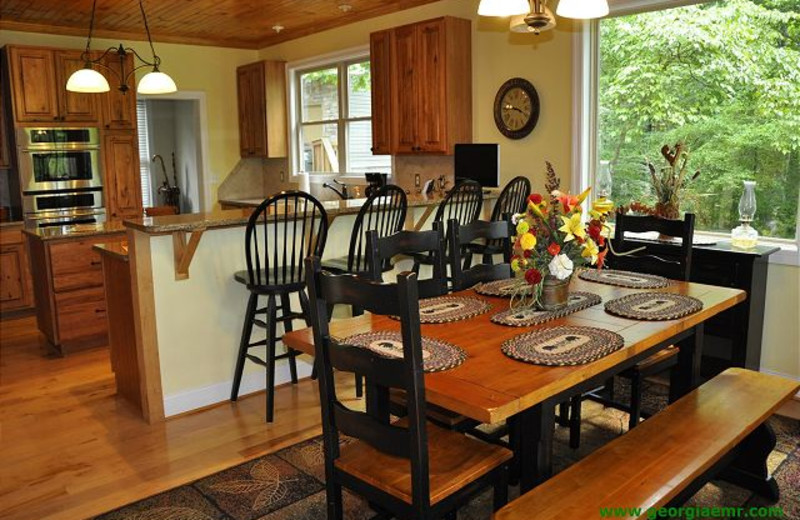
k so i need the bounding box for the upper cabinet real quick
[100,52,137,130]
[7,46,99,124]
[370,17,472,155]
[237,60,287,159]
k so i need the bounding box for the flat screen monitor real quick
[454,143,499,188]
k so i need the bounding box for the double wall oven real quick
[18,127,106,227]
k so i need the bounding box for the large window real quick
[595,0,800,240]
[293,57,391,175]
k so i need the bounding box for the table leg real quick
[365,380,390,423]
[510,401,556,493]
[670,323,705,403]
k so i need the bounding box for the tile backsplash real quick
[391,155,455,195]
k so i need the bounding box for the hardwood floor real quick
[0,315,354,520]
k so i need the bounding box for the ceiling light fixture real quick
[480,0,609,36]
[66,0,177,95]
[478,0,530,17]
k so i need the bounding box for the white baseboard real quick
[163,359,314,417]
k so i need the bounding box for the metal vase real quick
[539,275,571,311]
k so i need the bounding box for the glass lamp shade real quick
[597,160,613,198]
[66,67,111,93]
[478,0,531,17]
[738,180,757,222]
[137,70,178,95]
[556,0,609,19]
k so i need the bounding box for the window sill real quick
[694,231,799,267]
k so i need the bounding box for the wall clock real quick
[493,77,540,139]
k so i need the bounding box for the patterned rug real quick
[95,379,800,520]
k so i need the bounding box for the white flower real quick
[511,213,523,225]
[548,254,574,280]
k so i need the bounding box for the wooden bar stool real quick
[230,191,329,422]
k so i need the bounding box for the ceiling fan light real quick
[137,70,178,95]
[66,67,110,93]
[556,0,609,19]
[510,5,557,33]
[478,0,531,17]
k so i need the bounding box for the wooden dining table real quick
[283,276,745,492]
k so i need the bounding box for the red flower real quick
[588,220,603,242]
[529,193,543,205]
[523,249,532,258]
[525,268,543,286]
[547,242,561,256]
[596,248,608,269]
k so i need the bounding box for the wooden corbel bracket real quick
[172,228,206,280]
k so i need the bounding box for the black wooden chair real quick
[412,179,483,280]
[448,218,513,292]
[231,191,328,423]
[567,213,695,447]
[366,223,448,299]
[464,176,530,268]
[305,256,511,520]
[321,185,408,276]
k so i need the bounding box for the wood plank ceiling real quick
[0,0,442,49]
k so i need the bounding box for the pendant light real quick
[556,0,610,19]
[478,0,531,16]
[66,0,177,95]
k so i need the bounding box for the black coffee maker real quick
[364,172,388,197]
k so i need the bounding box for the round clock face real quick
[493,78,540,139]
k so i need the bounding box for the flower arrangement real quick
[510,162,614,308]
[617,143,700,219]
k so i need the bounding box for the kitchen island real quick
[122,193,497,423]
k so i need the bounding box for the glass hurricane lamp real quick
[731,180,759,249]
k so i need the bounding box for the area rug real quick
[94,379,800,520]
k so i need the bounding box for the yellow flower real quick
[529,201,545,218]
[511,258,521,272]
[576,187,592,205]
[520,232,537,251]
[581,238,600,264]
[516,220,530,235]
[559,213,586,242]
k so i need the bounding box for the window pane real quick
[301,68,339,123]
[597,0,800,239]
[346,121,391,174]
[300,123,339,173]
[348,61,372,118]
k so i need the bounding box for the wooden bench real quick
[495,368,799,520]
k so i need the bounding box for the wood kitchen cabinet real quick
[237,60,287,159]
[0,224,34,314]
[103,130,143,220]
[6,46,99,124]
[370,17,472,155]
[100,52,137,129]
[0,88,10,169]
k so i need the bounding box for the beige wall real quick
[762,262,800,379]
[259,0,577,189]
[0,30,258,206]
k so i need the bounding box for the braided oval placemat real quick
[578,269,670,289]
[501,325,625,366]
[340,331,467,372]
[474,278,532,298]
[491,292,602,327]
[604,292,703,321]
[414,295,492,324]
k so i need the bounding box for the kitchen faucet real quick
[322,178,349,200]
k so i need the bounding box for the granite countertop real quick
[93,241,129,261]
[0,221,25,229]
[128,193,500,235]
[23,221,128,241]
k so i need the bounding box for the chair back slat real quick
[366,223,448,299]
[328,344,407,389]
[449,219,513,291]
[349,185,408,274]
[610,213,695,280]
[434,179,483,226]
[491,176,531,220]
[334,404,411,458]
[245,191,328,290]
[306,256,431,504]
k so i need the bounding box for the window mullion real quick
[339,62,347,174]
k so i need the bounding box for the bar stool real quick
[231,191,329,422]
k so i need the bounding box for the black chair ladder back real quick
[568,213,696,447]
[231,191,329,423]
[347,184,408,275]
[448,218,513,292]
[465,176,530,268]
[305,256,510,519]
[367,222,448,299]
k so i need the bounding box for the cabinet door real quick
[237,63,266,158]
[370,30,394,155]
[101,52,137,129]
[237,65,254,157]
[54,51,100,123]
[8,47,59,123]
[0,244,32,312]
[416,19,448,153]
[0,92,9,169]
[104,131,142,220]
[391,24,419,154]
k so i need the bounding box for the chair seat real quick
[320,256,350,273]
[335,419,512,505]
[233,269,305,292]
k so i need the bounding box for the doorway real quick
[137,92,209,213]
